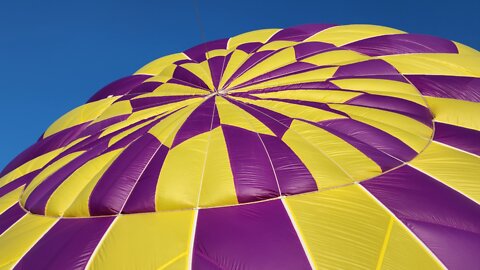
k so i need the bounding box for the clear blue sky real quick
[1,0,479,170]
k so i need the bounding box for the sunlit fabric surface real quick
[0,24,479,270]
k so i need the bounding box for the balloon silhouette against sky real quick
[0,24,479,269]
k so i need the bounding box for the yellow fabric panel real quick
[180,62,215,90]
[155,131,210,211]
[0,213,57,269]
[62,136,89,151]
[148,101,202,148]
[107,118,158,147]
[0,186,23,215]
[207,49,230,58]
[143,65,177,83]
[98,112,163,139]
[20,151,85,206]
[227,29,279,49]
[87,211,194,270]
[305,24,405,46]
[454,41,480,56]
[135,53,188,75]
[381,218,444,270]
[62,98,116,126]
[92,101,132,123]
[284,185,388,269]
[232,97,346,123]
[46,149,123,217]
[379,54,480,77]
[352,116,429,153]
[231,67,338,93]
[218,50,249,89]
[409,142,480,203]
[127,98,201,122]
[329,104,432,152]
[44,97,118,138]
[139,83,210,97]
[215,96,274,135]
[256,40,298,51]
[301,50,370,66]
[289,120,381,180]
[282,123,352,188]
[101,98,202,139]
[0,149,63,189]
[425,97,480,131]
[251,89,362,103]
[284,185,441,270]
[199,127,238,207]
[331,78,427,106]
[228,47,297,88]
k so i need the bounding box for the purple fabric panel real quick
[0,123,90,178]
[171,97,216,148]
[296,100,351,117]
[294,42,336,59]
[318,124,402,171]
[131,95,194,112]
[78,115,129,137]
[346,94,433,127]
[89,133,161,215]
[167,78,208,90]
[208,56,225,89]
[223,50,273,88]
[183,38,229,62]
[267,28,307,42]
[331,74,408,83]
[362,165,480,269]
[66,112,163,157]
[235,42,263,53]
[25,143,109,215]
[122,144,168,213]
[269,24,336,42]
[115,93,142,102]
[333,59,400,78]
[362,165,480,231]
[0,204,26,236]
[193,200,311,270]
[234,62,319,89]
[317,119,418,161]
[174,59,196,65]
[227,98,291,137]
[107,118,164,152]
[342,34,458,56]
[14,216,114,270]
[57,134,104,158]
[402,220,480,269]
[257,98,350,118]
[65,115,162,156]
[221,125,279,203]
[250,62,318,82]
[259,134,317,195]
[0,170,40,198]
[128,81,162,94]
[172,66,210,90]
[433,122,480,155]
[87,75,151,102]
[406,75,480,102]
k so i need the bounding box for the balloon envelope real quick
[0,24,479,270]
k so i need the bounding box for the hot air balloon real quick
[0,24,479,270]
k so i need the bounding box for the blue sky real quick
[0,0,478,169]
